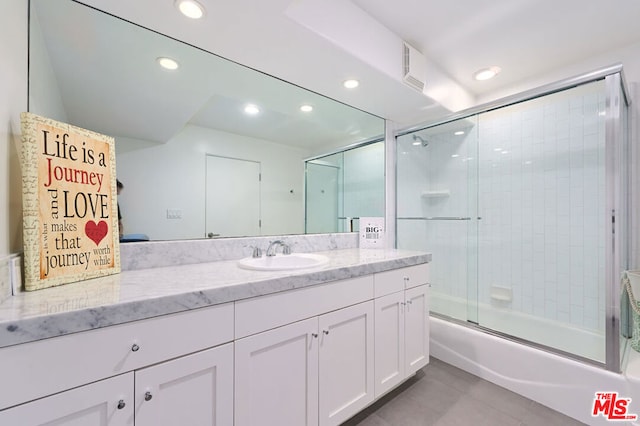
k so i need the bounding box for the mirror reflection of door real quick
[305,162,339,233]
[205,155,261,238]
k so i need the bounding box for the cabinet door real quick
[374,291,406,398]
[0,373,133,426]
[235,317,319,426]
[405,285,429,375]
[318,301,374,426]
[135,343,233,426]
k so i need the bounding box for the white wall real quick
[28,8,68,124]
[0,0,28,256]
[116,124,310,240]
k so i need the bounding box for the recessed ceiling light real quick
[157,57,179,70]
[300,105,313,112]
[454,131,465,136]
[343,79,359,89]
[176,0,205,19]
[473,66,501,81]
[244,104,260,115]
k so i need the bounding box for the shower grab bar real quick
[398,216,472,221]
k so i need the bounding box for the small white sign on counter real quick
[359,217,385,248]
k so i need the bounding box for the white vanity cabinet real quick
[318,300,374,426]
[0,373,134,426]
[373,264,430,398]
[234,276,375,426]
[135,342,234,426]
[235,317,319,426]
[0,303,235,425]
[0,343,235,426]
[0,258,430,426]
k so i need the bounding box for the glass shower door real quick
[475,80,609,363]
[396,117,478,322]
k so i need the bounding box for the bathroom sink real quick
[237,253,329,271]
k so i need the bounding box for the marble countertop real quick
[0,248,430,349]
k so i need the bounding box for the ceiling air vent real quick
[402,42,426,92]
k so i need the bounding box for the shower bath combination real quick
[396,65,630,373]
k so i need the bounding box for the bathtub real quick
[431,293,605,362]
[431,316,640,425]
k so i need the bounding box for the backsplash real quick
[120,232,359,271]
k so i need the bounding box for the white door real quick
[134,343,233,426]
[205,154,260,238]
[235,317,319,426]
[305,161,339,233]
[404,285,430,375]
[374,291,406,398]
[318,301,374,426]
[0,373,133,426]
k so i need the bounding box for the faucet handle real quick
[245,244,262,258]
[282,245,291,255]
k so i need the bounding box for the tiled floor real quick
[342,357,585,426]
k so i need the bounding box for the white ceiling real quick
[41,0,640,147]
[353,0,640,98]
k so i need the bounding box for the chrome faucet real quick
[266,240,291,257]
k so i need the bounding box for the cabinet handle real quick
[406,300,413,305]
[323,330,329,335]
[144,391,153,402]
[131,343,140,352]
[117,400,126,410]
[311,333,318,338]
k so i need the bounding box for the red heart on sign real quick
[85,220,109,246]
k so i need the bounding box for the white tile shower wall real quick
[478,82,607,332]
[396,131,473,312]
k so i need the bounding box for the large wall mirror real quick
[28,0,385,241]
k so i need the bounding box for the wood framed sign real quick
[20,112,120,291]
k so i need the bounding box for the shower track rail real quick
[398,217,471,221]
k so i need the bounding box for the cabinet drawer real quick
[374,263,429,297]
[0,303,234,410]
[235,275,374,339]
[0,372,133,425]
